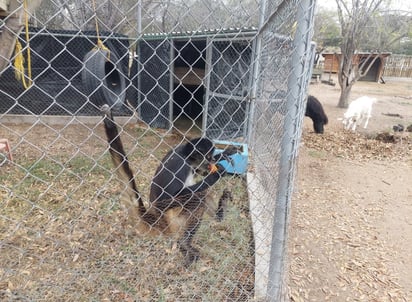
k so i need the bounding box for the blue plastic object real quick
[213,140,248,175]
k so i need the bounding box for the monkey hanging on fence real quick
[149,135,238,222]
[100,104,235,266]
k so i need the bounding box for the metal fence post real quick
[267,0,316,300]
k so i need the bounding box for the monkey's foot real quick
[183,246,200,267]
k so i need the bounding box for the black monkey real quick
[305,95,329,134]
[149,137,216,203]
[149,137,237,223]
[100,104,227,266]
[149,137,237,201]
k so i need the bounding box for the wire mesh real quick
[0,0,316,300]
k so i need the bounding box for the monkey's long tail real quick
[100,104,147,216]
[101,104,227,221]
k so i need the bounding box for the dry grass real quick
[0,123,254,301]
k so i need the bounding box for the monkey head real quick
[185,137,216,173]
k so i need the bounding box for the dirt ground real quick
[289,76,412,301]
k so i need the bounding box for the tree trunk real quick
[0,0,42,75]
[0,0,24,75]
[338,82,353,108]
[337,51,356,108]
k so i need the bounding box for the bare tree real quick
[364,10,412,52]
[335,0,386,108]
[35,0,146,35]
[153,0,259,33]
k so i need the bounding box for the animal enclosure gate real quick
[0,0,316,301]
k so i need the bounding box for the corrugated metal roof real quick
[322,52,391,56]
[140,27,258,40]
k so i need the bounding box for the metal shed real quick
[135,28,257,141]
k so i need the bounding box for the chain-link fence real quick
[0,0,316,300]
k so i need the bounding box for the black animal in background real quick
[305,95,329,134]
[100,104,229,266]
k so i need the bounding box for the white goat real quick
[342,96,377,131]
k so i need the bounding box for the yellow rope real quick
[14,41,26,85]
[91,0,110,60]
[14,0,32,89]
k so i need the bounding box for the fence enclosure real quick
[0,0,316,301]
[384,54,412,78]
